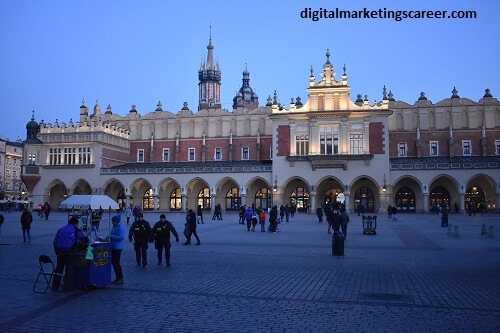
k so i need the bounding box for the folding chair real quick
[33,255,62,294]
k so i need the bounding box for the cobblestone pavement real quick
[0,210,499,332]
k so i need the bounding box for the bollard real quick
[481,224,488,235]
[447,224,453,235]
[488,226,496,238]
[332,233,345,256]
[452,225,460,238]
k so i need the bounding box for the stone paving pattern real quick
[0,210,499,332]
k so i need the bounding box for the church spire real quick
[198,25,221,111]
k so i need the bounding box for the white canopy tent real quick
[59,195,120,239]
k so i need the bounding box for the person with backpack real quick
[128,212,152,267]
[244,206,254,231]
[152,214,179,267]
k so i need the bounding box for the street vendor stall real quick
[59,195,120,289]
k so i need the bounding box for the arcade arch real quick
[47,179,67,209]
[428,175,459,211]
[315,176,344,209]
[103,179,125,208]
[392,176,422,213]
[71,179,92,195]
[186,178,210,211]
[282,177,310,212]
[465,174,497,212]
[158,178,181,211]
[130,178,153,210]
[215,177,240,210]
[246,177,271,209]
[350,176,379,213]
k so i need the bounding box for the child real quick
[259,210,266,232]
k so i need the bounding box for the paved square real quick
[0,211,499,332]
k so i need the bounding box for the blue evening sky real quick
[0,0,498,141]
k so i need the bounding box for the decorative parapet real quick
[101,164,272,175]
[390,157,499,171]
[287,154,374,170]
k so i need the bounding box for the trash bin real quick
[332,233,345,256]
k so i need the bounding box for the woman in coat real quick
[20,208,33,243]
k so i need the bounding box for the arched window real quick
[465,186,485,211]
[291,187,310,212]
[461,110,469,128]
[395,186,416,213]
[142,188,155,210]
[396,113,404,130]
[197,187,211,210]
[226,187,240,211]
[117,189,126,209]
[255,187,270,209]
[430,186,450,207]
[428,111,435,128]
[354,187,375,213]
[170,188,181,211]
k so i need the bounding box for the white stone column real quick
[344,191,350,212]
[310,192,316,213]
[240,194,246,207]
[211,194,216,213]
[181,195,186,212]
[422,194,429,213]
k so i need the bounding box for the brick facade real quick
[277,125,290,156]
[369,122,385,154]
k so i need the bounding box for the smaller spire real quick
[355,94,363,103]
[388,90,395,101]
[266,95,272,106]
[325,49,331,64]
[343,63,346,76]
[156,101,163,111]
[105,104,112,114]
[295,96,303,108]
[182,102,189,110]
[364,95,368,102]
[81,98,85,106]
[484,88,493,98]
[273,90,279,105]
[95,98,99,105]
[451,86,459,99]
[31,109,35,121]
[382,85,388,100]
[418,92,427,100]
[310,66,314,77]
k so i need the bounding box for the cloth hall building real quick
[21,40,500,214]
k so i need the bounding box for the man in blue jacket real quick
[109,215,125,284]
[52,216,88,291]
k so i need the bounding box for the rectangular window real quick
[188,148,195,161]
[295,135,309,156]
[462,140,471,156]
[496,140,500,155]
[242,147,249,160]
[162,148,170,162]
[320,134,339,154]
[28,153,36,165]
[137,149,144,162]
[398,143,407,157]
[214,147,222,160]
[430,141,439,156]
[349,134,363,154]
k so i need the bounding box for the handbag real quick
[183,225,189,237]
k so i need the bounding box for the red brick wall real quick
[277,125,290,157]
[369,122,385,154]
[130,137,272,162]
[388,129,500,157]
[101,147,132,167]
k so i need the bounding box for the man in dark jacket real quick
[52,216,88,291]
[128,212,152,267]
[239,205,246,224]
[183,209,200,245]
[152,214,179,267]
[316,206,323,223]
[21,208,33,243]
[340,211,350,239]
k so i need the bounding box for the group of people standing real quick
[316,204,350,238]
[240,205,282,233]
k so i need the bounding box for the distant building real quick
[20,45,500,213]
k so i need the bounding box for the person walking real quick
[43,202,51,221]
[340,211,350,239]
[325,203,333,234]
[316,206,323,223]
[52,216,88,291]
[183,209,201,245]
[387,205,392,219]
[153,214,179,267]
[284,204,290,222]
[290,204,296,218]
[441,206,449,227]
[109,215,125,285]
[125,205,132,225]
[21,208,33,243]
[259,209,266,232]
[244,206,253,231]
[197,205,204,224]
[392,205,398,221]
[279,205,285,223]
[239,205,246,224]
[128,212,152,267]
